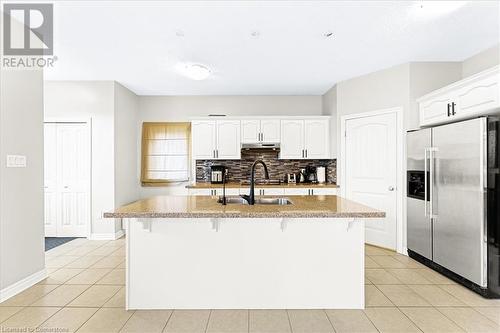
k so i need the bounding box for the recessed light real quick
[176,63,211,80]
[250,31,260,38]
[324,32,334,38]
[175,30,184,37]
[415,1,467,17]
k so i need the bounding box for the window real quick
[141,122,190,185]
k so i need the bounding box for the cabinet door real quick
[188,188,213,196]
[261,188,285,195]
[214,188,240,196]
[419,95,453,126]
[455,75,499,118]
[311,188,337,195]
[304,119,330,159]
[283,188,309,195]
[192,121,217,159]
[280,120,304,159]
[260,119,281,143]
[241,120,260,143]
[216,120,241,159]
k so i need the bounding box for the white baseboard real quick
[89,229,125,240]
[0,269,47,303]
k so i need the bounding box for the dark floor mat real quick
[45,237,80,251]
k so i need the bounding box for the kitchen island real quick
[104,195,384,310]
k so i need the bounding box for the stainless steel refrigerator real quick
[407,117,500,298]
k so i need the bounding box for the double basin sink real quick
[218,196,293,206]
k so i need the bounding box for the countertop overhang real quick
[185,182,338,189]
[103,195,384,219]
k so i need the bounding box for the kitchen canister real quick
[316,166,326,183]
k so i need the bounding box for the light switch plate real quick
[6,155,26,168]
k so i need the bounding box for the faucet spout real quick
[241,160,269,205]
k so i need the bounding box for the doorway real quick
[44,122,91,238]
[340,107,403,252]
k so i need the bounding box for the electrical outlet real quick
[6,155,26,168]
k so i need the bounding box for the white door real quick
[57,124,90,237]
[304,119,329,159]
[260,119,280,143]
[216,120,241,159]
[44,123,90,237]
[192,121,217,159]
[241,120,260,143]
[44,124,58,237]
[280,120,304,159]
[344,113,398,249]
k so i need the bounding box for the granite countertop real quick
[103,195,384,219]
[186,182,338,189]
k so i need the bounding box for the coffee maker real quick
[305,166,317,183]
[210,165,227,184]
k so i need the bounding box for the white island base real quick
[125,217,364,310]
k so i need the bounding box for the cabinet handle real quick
[261,132,264,141]
[216,150,218,158]
[451,102,456,115]
[305,149,308,158]
[213,150,215,158]
[302,149,304,158]
[311,189,314,195]
[447,103,451,117]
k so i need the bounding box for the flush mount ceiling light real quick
[176,63,211,80]
[416,1,467,18]
[250,30,260,38]
[324,31,334,38]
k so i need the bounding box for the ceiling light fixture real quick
[250,30,260,38]
[324,31,334,38]
[176,63,211,80]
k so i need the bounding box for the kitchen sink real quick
[218,196,293,205]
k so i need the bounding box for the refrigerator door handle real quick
[429,147,438,219]
[424,148,429,217]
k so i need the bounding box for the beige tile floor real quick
[1,237,499,332]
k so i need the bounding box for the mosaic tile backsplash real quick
[196,149,337,183]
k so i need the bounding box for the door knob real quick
[388,186,395,191]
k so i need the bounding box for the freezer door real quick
[407,129,432,259]
[432,118,487,287]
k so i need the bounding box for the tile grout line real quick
[160,309,174,333]
[204,309,212,333]
[322,309,338,333]
[285,309,293,333]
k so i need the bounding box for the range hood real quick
[241,143,280,150]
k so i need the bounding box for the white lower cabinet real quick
[284,188,337,196]
[239,188,285,196]
[188,188,239,196]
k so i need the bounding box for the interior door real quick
[345,112,398,249]
[280,120,304,159]
[216,120,241,159]
[192,121,217,159]
[432,118,487,287]
[241,120,260,143]
[57,123,90,237]
[304,119,329,159]
[44,124,58,237]
[260,119,280,143]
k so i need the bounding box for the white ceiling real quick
[44,1,499,95]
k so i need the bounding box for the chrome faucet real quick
[240,160,269,205]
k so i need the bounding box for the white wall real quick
[44,81,116,236]
[114,82,139,232]
[0,69,45,293]
[462,44,499,78]
[138,96,322,121]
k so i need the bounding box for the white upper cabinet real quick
[260,119,280,142]
[192,120,217,159]
[192,120,240,160]
[216,120,241,159]
[304,119,330,159]
[419,66,499,127]
[280,119,305,159]
[241,119,280,143]
[241,120,260,143]
[280,118,329,159]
